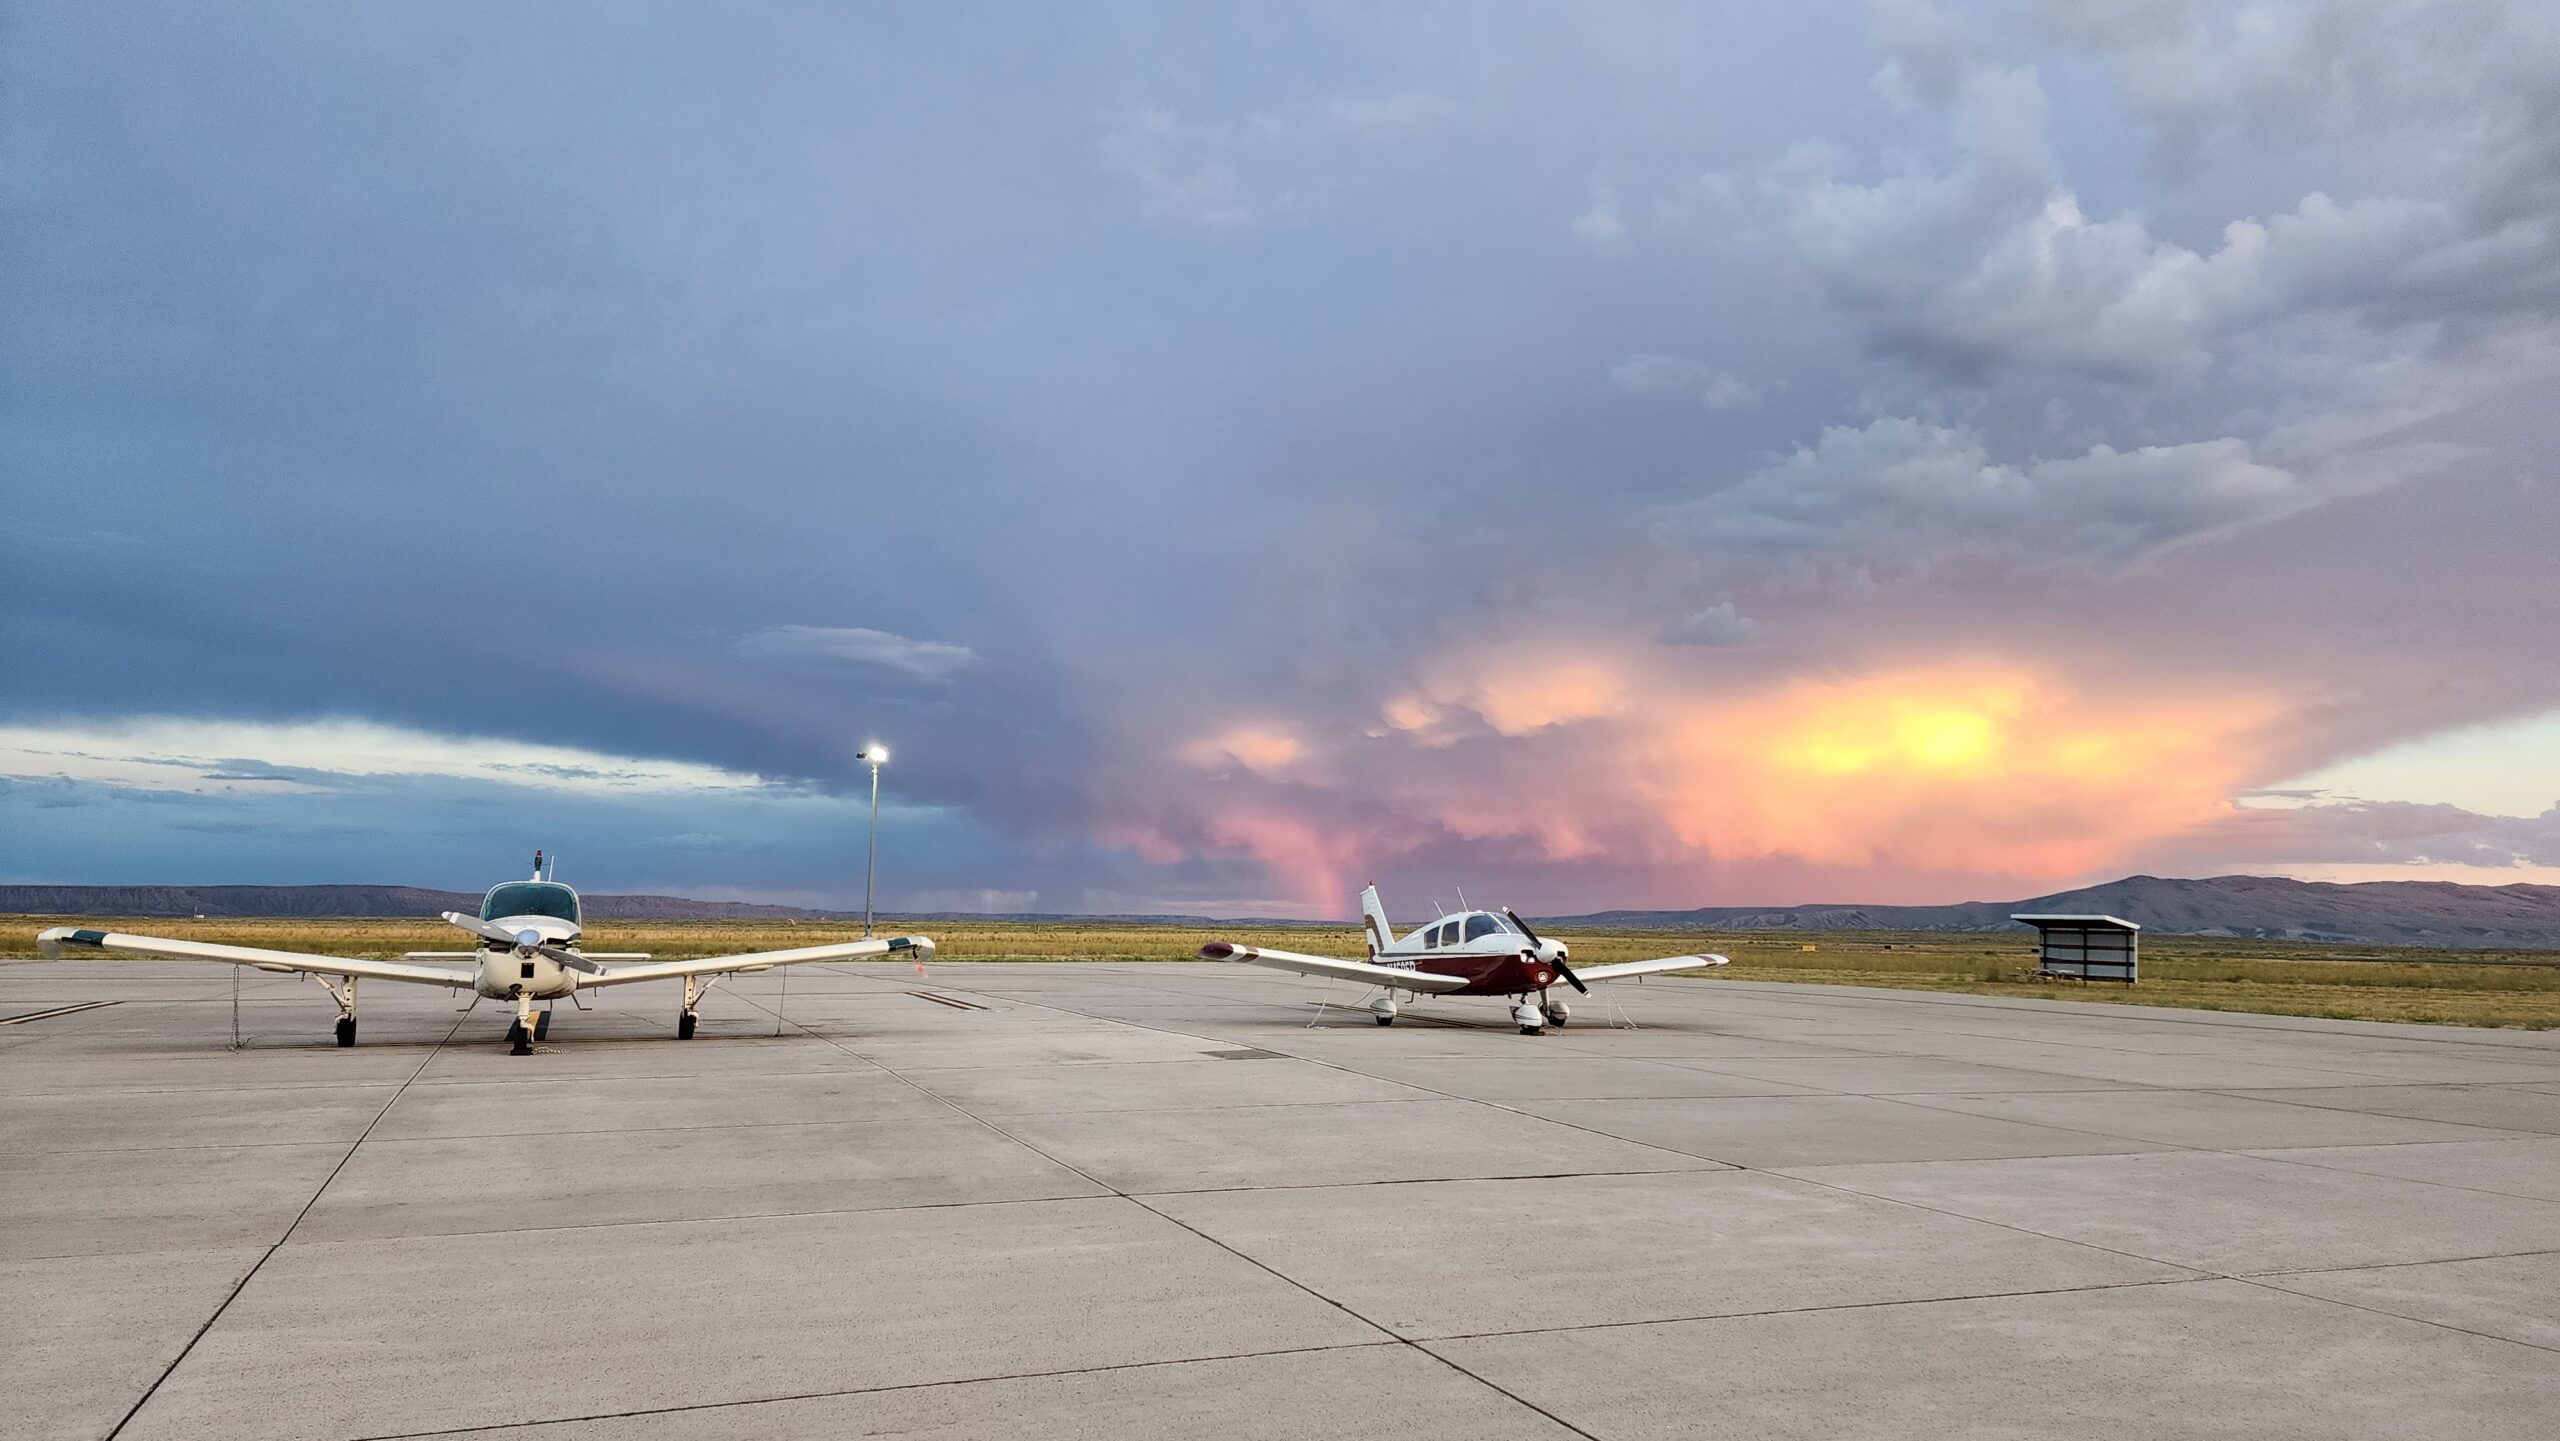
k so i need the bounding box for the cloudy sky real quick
[5,1,2557,916]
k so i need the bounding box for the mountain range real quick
[5,874,2559,948]
[1565,874,2560,948]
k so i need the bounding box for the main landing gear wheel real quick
[334,1017,356,1048]
[1374,1014,1395,1026]
[1543,1004,1570,1029]
[677,1012,697,1040]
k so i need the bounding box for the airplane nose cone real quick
[516,928,541,949]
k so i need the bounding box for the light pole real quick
[859,743,889,938]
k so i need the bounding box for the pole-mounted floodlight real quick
[860,744,889,938]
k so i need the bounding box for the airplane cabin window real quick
[481,882,581,924]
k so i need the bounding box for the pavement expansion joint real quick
[2225,1273,2560,1356]
[344,1340,1416,1441]
[2243,1246,2560,1279]
[107,1008,471,1440]
[1419,1273,2216,1343]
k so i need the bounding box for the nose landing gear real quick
[507,994,538,1056]
[1512,1000,1545,1036]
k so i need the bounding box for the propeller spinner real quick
[439,911,604,974]
[1505,908,1587,994]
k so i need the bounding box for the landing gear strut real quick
[509,994,538,1056]
[308,974,359,1047]
[677,974,712,1039]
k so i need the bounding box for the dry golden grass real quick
[6,915,2556,1028]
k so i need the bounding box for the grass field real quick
[8,914,2558,1029]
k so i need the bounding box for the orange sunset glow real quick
[1635,662,2285,878]
[1163,650,2291,908]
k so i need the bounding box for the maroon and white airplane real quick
[1201,883,1728,1034]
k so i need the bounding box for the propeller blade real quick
[537,944,604,975]
[1552,953,1589,995]
[440,912,600,973]
[1503,908,1544,947]
[441,911,525,948]
[1507,908,1588,994]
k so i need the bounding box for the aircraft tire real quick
[533,1010,552,1041]
[677,1012,697,1040]
[1519,1024,1543,1036]
[334,1017,355,1048]
[510,1034,533,1057]
[1374,1014,1394,1027]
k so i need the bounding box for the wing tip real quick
[37,926,105,957]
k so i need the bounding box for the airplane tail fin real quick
[1359,883,1391,962]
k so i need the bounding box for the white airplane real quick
[37,852,935,1055]
[1202,883,1729,1034]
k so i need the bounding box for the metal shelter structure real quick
[2012,913,2140,983]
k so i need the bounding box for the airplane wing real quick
[1198,941,1471,993]
[1570,953,1731,984]
[37,927,476,988]
[574,934,934,989]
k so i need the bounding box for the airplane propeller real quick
[1504,908,1587,994]
[439,911,605,974]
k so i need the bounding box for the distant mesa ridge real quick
[5,874,2559,948]
[1565,874,2560,949]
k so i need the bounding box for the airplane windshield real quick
[482,882,580,924]
[1463,913,1503,942]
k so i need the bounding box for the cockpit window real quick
[481,882,580,924]
[1462,913,1502,942]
